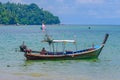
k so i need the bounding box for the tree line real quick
[0,2,60,25]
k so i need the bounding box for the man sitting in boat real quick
[40,47,47,55]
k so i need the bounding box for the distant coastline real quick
[0,2,60,25]
[0,24,120,27]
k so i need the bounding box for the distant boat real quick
[20,33,109,60]
[88,27,91,29]
[16,23,20,26]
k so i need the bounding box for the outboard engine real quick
[19,41,27,52]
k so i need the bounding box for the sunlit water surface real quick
[0,25,120,80]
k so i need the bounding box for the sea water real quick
[0,25,120,80]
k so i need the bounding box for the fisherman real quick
[25,49,32,53]
[40,47,47,55]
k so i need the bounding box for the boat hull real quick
[24,46,103,60]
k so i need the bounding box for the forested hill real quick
[0,2,60,25]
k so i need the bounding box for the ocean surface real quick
[0,25,120,80]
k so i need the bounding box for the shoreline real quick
[1,24,120,26]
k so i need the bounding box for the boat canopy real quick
[52,40,76,43]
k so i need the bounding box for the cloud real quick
[76,0,104,4]
[56,0,64,3]
[9,0,23,3]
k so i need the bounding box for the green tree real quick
[0,2,60,25]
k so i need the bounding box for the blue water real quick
[0,25,120,80]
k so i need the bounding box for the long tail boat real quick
[20,33,109,60]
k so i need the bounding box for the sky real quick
[1,0,120,25]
